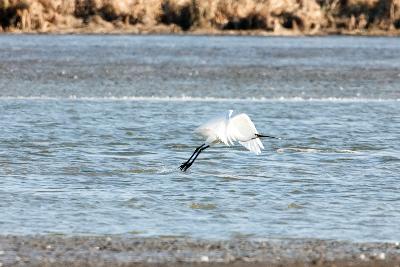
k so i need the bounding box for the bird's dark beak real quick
[256,134,281,139]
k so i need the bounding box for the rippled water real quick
[0,35,399,242]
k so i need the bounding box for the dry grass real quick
[0,0,399,34]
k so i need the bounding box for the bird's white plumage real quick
[195,111,230,145]
[195,110,264,154]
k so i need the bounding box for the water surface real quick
[0,35,399,242]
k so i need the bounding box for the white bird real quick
[180,110,279,171]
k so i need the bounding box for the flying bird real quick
[180,110,279,171]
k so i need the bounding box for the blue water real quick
[0,35,399,241]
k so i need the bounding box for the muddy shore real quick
[1,0,400,35]
[0,235,400,267]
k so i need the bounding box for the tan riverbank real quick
[1,235,400,267]
[0,0,400,35]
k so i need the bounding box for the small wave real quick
[380,156,400,163]
[0,95,398,102]
[127,165,175,174]
[158,165,177,174]
[277,147,320,153]
[277,147,359,154]
[189,202,217,210]
[337,149,360,154]
[214,173,261,181]
[287,203,304,209]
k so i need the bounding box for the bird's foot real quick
[180,162,192,172]
[180,162,188,171]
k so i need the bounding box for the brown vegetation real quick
[0,0,399,34]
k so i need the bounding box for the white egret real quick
[180,110,279,171]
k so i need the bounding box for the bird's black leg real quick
[180,144,205,171]
[181,145,209,172]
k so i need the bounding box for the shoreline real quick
[1,0,400,37]
[1,28,400,37]
[1,29,400,37]
[1,235,400,267]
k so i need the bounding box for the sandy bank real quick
[0,0,400,35]
[0,235,400,266]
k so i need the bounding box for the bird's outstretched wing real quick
[195,113,230,145]
[227,113,264,154]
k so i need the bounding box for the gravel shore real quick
[1,235,400,267]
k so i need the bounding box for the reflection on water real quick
[0,35,399,242]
